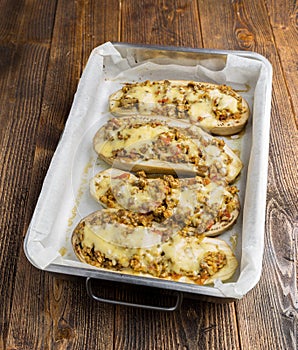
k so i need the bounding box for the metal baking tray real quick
[24,42,272,310]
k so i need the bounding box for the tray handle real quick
[86,277,183,311]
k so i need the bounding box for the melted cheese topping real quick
[162,235,207,273]
[112,81,244,131]
[122,132,199,164]
[98,124,169,158]
[83,222,163,249]
[112,179,165,213]
[205,181,225,206]
[91,170,166,213]
[189,102,214,120]
[91,169,238,239]
[76,219,237,283]
[95,119,240,181]
[91,175,111,198]
[82,225,163,268]
[94,116,243,182]
[218,94,238,113]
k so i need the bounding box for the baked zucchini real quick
[109,80,249,135]
[72,208,238,285]
[90,168,240,236]
[93,116,242,183]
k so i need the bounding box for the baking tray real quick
[24,42,272,310]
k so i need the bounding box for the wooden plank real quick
[5,1,120,349]
[114,298,240,349]
[82,0,120,64]
[0,1,58,349]
[198,0,274,51]
[0,0,24,142]
[265,0,298,122]
[0,43,18,157]
[6,251,115,350]
[4,0,85,347]
[198,0,298,349]
[0,0,27,42]
[120,0,202,48]
[0,0,57,150]
[234,197,298,349]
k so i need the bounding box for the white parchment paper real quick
[24,42,272,299]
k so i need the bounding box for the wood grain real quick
[0,0,28,42]
[233,196,298,350]
[120,0,202,48]
[82,0,120,64]
[113,299,240,350]
[0,1,57,348]
[265,0,298,121]
[20,0,86,232]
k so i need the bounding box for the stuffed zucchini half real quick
[72,208,238,285]
[93,116,242,183]
[90,168,240,237]
[109,80,249,136]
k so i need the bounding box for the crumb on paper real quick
[232,149,241,158]
[230,233,238,251]
[59,247,67,256]
[235,84,251,93]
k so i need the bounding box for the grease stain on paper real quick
[67,158,95,228]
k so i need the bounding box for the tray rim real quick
[112,41,273,67]
[24,42,273,300]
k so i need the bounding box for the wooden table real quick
[1,1,297,349]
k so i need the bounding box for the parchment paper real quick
[24,42,272,299]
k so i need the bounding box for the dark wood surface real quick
[0,1,297,349]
